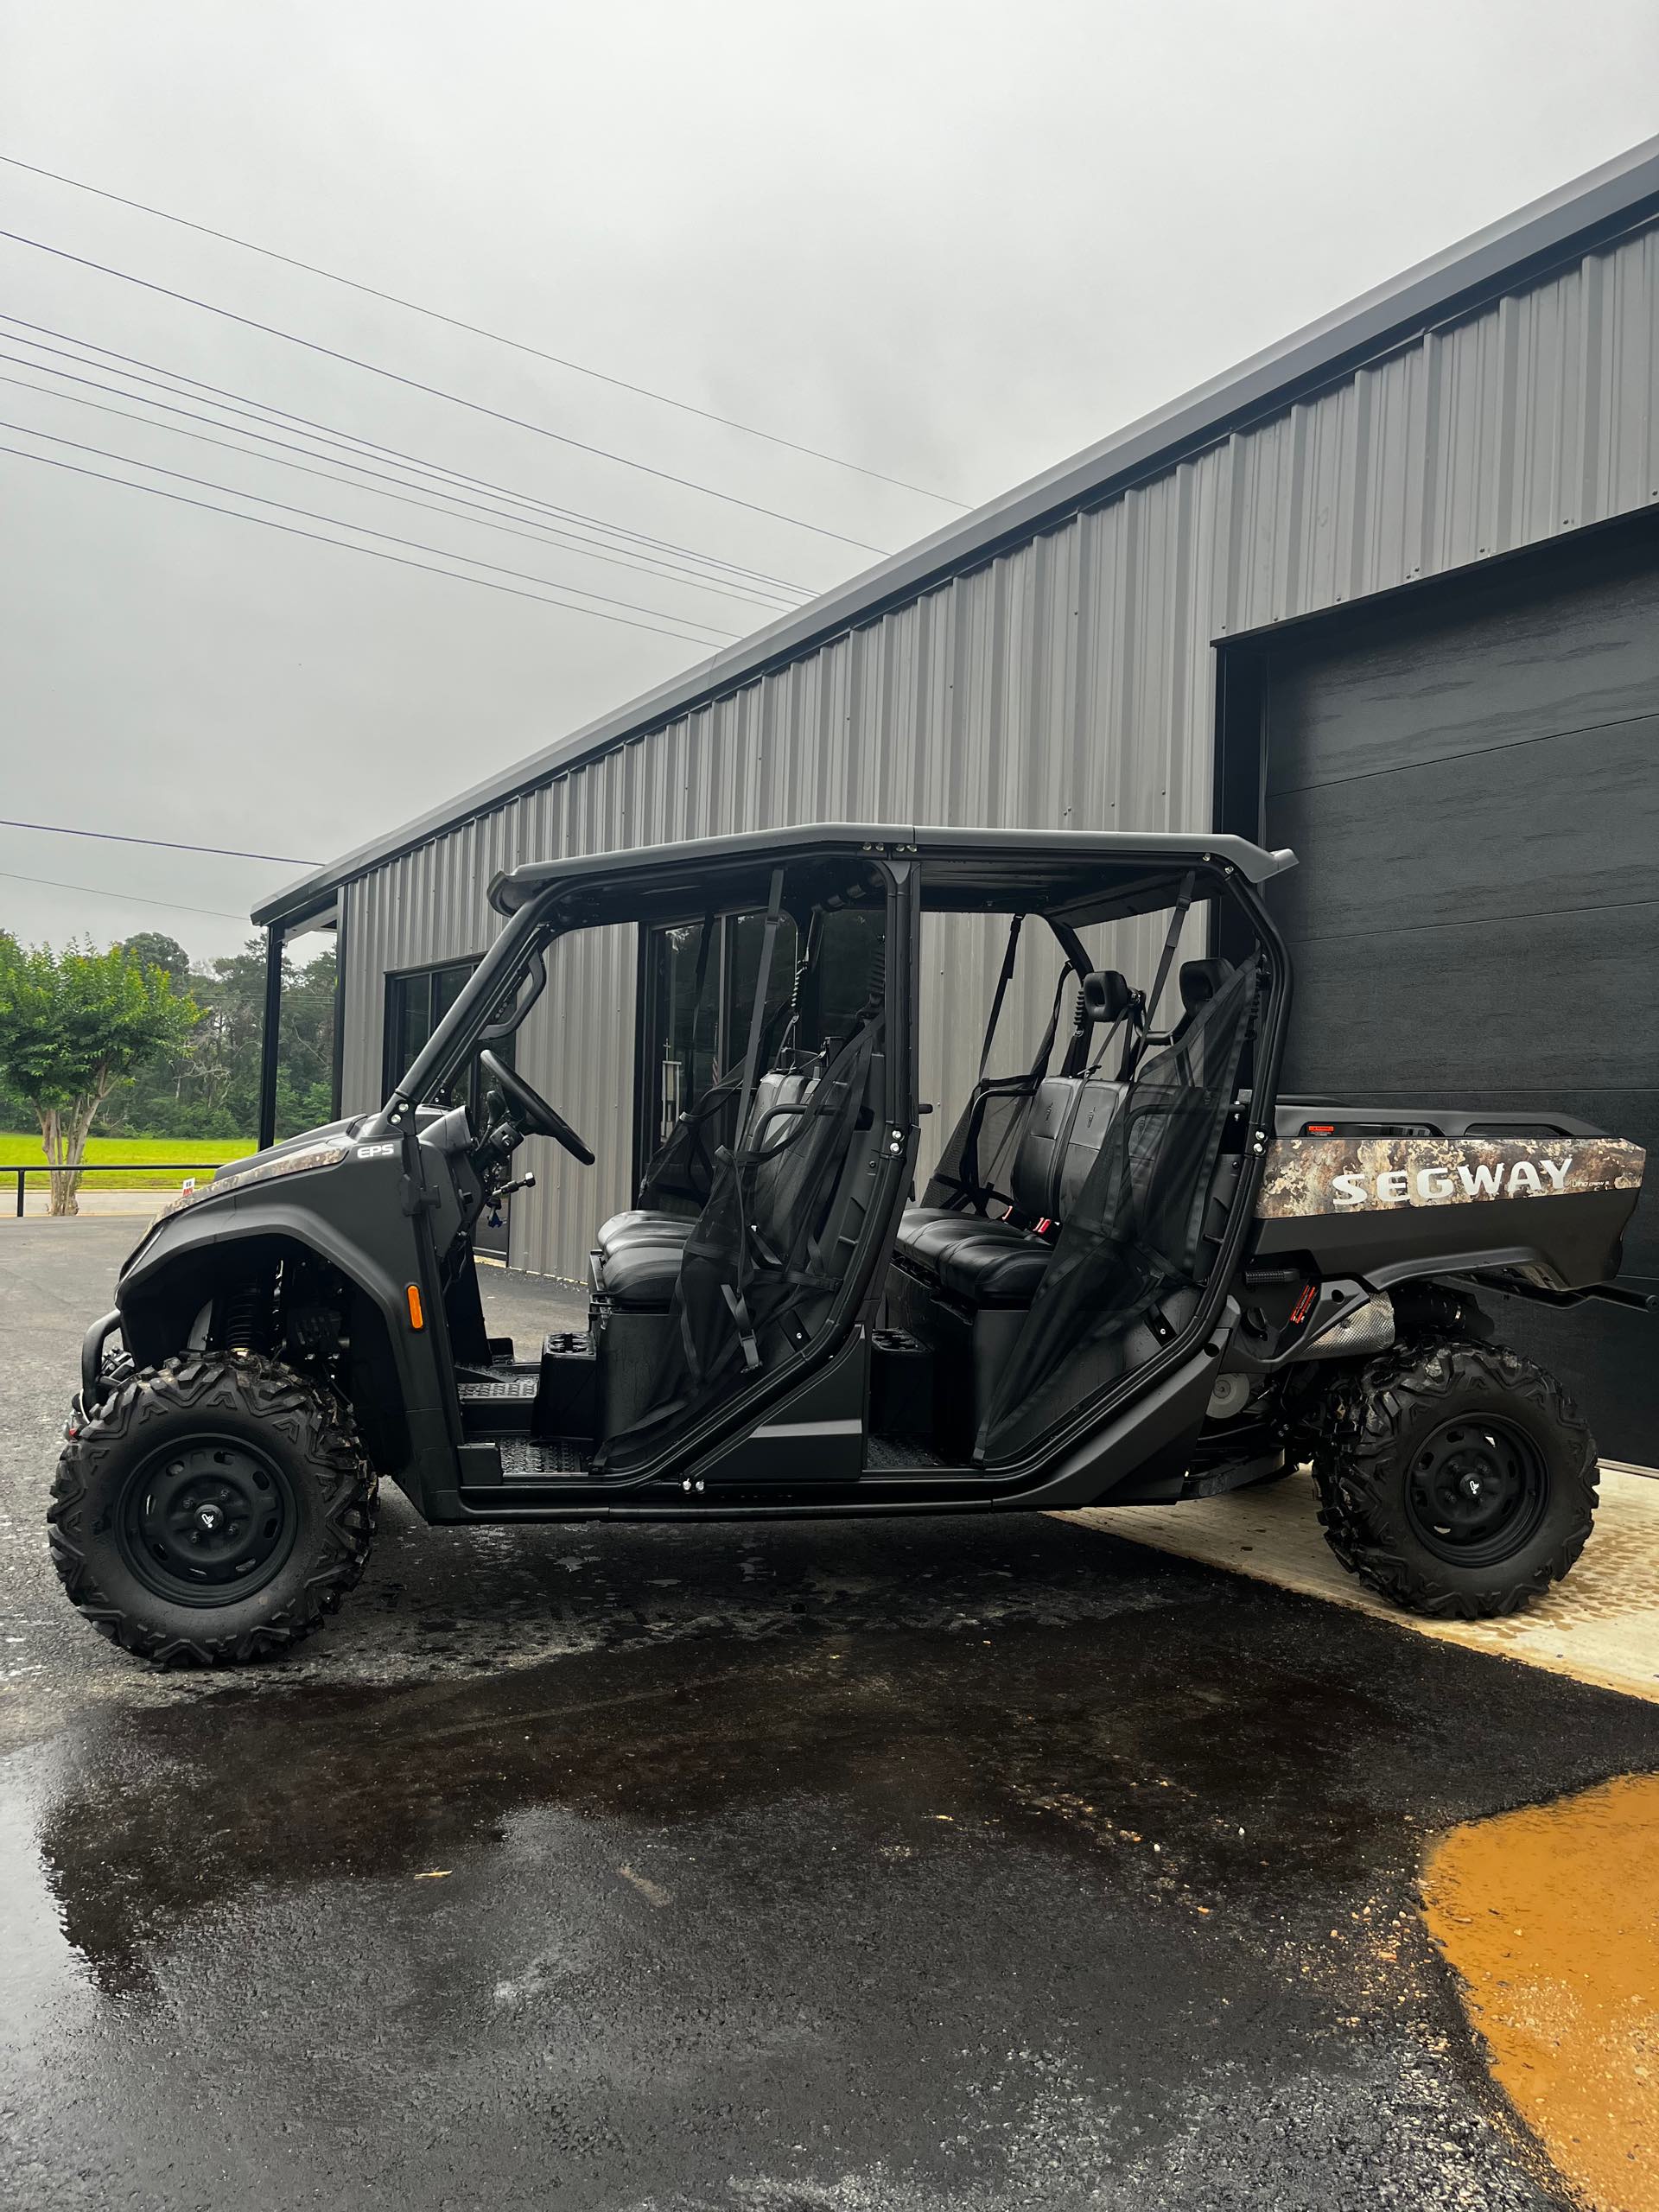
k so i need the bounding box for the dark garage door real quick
[1247,519,1659,1462]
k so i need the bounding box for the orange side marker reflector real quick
[406,1283,424,1330]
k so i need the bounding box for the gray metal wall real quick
[338,218,1659,1284]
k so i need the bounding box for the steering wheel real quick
[477,1049,594,1166]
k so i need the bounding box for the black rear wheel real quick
[1401,1413,1549,1569]
[49,1351,377,1665]
[1311,1338,1596,1618]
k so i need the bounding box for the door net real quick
[978,958,1258,1464]
[597,899,886,1474]
[922,919,1076,1218]
[637,916,801,1217]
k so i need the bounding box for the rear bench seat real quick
[894,1072,1126,1307]
[893,956,1233,1310]
[881,1071,1122,1459]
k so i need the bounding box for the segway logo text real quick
[1330,1157,1573,1207]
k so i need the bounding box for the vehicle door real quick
[594,855,913,1481]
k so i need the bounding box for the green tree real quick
[0,933,29,1130]
[269,944,338,1136]
[98,938,336,1144]
[118,931,193,995]
[0,937,199,1213]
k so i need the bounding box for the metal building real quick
[256,136,1659,1455]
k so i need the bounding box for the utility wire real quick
[0,147,970,509]
[0,816,315,864]
[0,358,804,610]
[0,865,249,920]
[2,417,741,639]
[3,314,814,594]
[0,362,798,613]
[0,442,733,647]
[0,227,892,554]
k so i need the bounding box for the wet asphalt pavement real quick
[3,1223,1656,2211]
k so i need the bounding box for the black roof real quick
[488,823,1294,931]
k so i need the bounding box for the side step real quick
[499,1438,590,1477]
[458,1373,538,1437]
[455,1434,594,1491]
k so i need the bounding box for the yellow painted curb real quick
[1421,1774,1659,2212]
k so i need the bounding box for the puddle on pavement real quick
[9,1586,1652,2014]
[10,1529,1659,2212]
[1422,1771,1659,2212]
[16,1607,1437,1996]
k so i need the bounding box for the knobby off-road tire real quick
[48,1351,378,1666]
[1311,1337,1597,1619]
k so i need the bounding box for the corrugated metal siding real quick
[338,220,1659,1283]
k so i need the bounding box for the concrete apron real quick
[1064,1462,1659,1706]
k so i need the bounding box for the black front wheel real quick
[49,1352,377,1665]
[1311,1338,1596,1618]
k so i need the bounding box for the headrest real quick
[1178,958,1233,1014]
[1081,969,1134,1023]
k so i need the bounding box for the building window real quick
[645,914,791,1150]
[641,906,884,1153]
[384,959,478,1100]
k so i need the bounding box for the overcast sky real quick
[3,0,1656,964]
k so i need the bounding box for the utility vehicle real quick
[50,825,1648,1664]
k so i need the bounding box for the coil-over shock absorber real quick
[213,1272,275,1354]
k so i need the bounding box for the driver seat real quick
[593,1206,694,1262]
[590,1068,818,1309]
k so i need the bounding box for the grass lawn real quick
[0,1133,252,1191]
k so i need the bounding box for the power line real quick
[0,358,804,610]
[7,315,816,591]
[0,816,315,864]
[0,865,249,921]
[0,147,970,510]
[0,442,734,647]
[0,226,893,554]
[3,314,816,594]
[3,416,741,639]
[0,365,797,613]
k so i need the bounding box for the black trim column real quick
[1211,640,1270,968]
[257,922,285,1152]
[329,906,347,1120]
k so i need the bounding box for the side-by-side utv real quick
[51,825,1649,1664]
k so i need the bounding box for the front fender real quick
[114,1193,458,1509]
[118,1196,408,1337]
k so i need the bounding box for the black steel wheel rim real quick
[117,1433,298,1605]
[1402,1414,1549,1567]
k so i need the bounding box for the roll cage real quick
[354,826,1296,1508]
